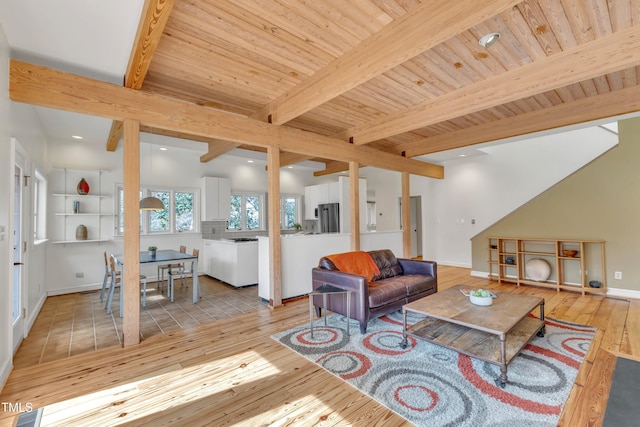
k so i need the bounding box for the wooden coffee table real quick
[400,284,545,388]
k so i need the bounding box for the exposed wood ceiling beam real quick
[106,0,175,152]
[264,152,314,170]
[10,60,443,179]
[253,0,521,125]
[313,160,350,177]
[200,140,242,163]
[200,140,240,162]
[342,25,640,145]
[404,84,640,157]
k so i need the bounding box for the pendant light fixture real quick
[140,195,165,210]
[140,132,165,211]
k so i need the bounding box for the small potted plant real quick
[148,246,157,257]
[293,223,302,232]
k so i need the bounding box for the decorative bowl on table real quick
[562,250,578,257]
[469,289,495,306]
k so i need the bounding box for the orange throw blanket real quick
[327,251,380,282]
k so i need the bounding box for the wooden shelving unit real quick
[488,237,606,295]
[50,168,112,244]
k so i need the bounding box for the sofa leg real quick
[315,306,322,318]
[360,323,367,334]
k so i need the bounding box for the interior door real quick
[409,196,422,258]
[12,156,25,354]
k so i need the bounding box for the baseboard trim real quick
[470,272,640,300]
[0,358,12,393]
[26,292,47,336]
[437,261,472,269]
[48,282,103,296]
[606,287,640,300]
[47,275,162,297]
[470,270,489,278]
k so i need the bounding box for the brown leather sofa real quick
[311,249,437,333]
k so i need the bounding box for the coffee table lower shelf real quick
[403,316,544,387]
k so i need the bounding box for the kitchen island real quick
[258,231,403,300]
[202,238,259,287]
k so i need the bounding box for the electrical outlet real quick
[614,271,622,280]
[76,272,84,278]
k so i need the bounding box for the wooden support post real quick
[123,119,141,346]
[349,161,360,251]
[402,172,411,258]
[267,146,282,308]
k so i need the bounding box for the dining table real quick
[113,249,200,317]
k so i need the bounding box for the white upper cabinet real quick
[201,177,231,221]
[303,182,341,220]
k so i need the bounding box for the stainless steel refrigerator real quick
[318,203,340,233]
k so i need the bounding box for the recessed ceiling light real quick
[287,166,293,169]
[459,154,467,157]
[72,135,83,140]
[247,160,254,163]
[479,32,501,48]
[159,147,168,151]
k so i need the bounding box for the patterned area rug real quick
[272,311,596,426]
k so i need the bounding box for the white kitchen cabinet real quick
[304,185,321,220]
[201,177,231,221]
[327,182,340,203]
[204,239,258,287]
[303,182,341,220]
[202,240,214,276]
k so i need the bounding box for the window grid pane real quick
[246,196,260,230]
[229,195,242,230]
[175,192,194,231]
[284,198,296,228]
[149,191,170,232]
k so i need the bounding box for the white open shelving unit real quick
[50,168,113,244]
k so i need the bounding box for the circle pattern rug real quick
[272,311,596,426]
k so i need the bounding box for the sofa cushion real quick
[368,249,403,281]
[368,279,407,308]
[401,275,437,296]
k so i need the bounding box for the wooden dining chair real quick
[105,254,148,314]
[167,249,199,302]
[157,245,186,293]
[100,251,120,302]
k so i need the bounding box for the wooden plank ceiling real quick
[113,0,640,173]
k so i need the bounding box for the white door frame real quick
[11,141,28,354]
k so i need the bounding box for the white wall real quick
[422,127,618,267]
[360,167,402,231]
[0,22,12,388]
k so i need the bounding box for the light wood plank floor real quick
[0,266,638,426]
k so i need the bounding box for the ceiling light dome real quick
[479,32,501,48]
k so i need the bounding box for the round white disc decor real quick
[525,258,551,281]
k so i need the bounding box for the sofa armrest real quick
[398,258,437,280]
[312,268,369,297]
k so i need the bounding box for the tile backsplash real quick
[201,219,318,239]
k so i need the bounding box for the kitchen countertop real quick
[203,238,259,244]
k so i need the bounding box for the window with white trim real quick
[228,193,264,230]
[33,169,47,242]
[115,185,199,236]
[281,194,301,229]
